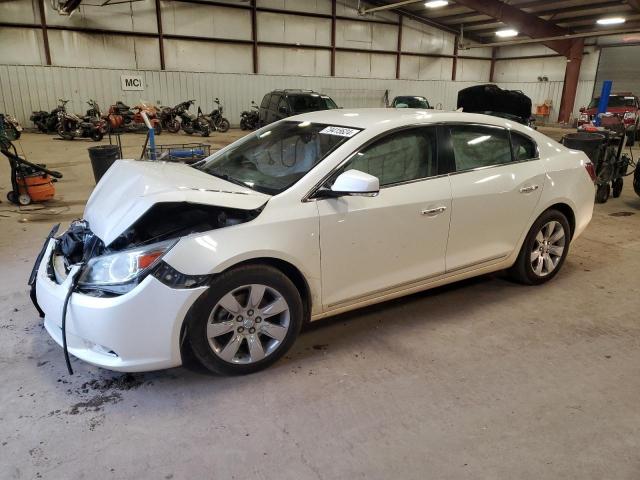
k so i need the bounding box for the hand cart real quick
[564,115,635,203]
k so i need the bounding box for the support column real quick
[251,0,258,74]
[331,0,336,76]
[558,38,584,124]
[155,0,165,70]
[395,15,403,79]
[38,0,51,66]
[489,47,497,82]
[452,35,458,81]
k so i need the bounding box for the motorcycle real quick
[57,100,106,141]
[0,113,23,140]
[240,101,259,131]
[205,97,230,133]
[30,99,67,133]
[159,105,181,133]
[106,101,162,135]
[172,100,210,137]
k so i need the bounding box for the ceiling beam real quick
[452,0,574,55]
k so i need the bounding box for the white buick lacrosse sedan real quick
[31,109,595,375]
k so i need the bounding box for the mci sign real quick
[121,75,145,91]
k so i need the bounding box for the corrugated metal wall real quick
[0,64,593,126]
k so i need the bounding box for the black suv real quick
[258,89,338,126]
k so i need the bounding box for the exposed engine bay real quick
[53,202,263,277]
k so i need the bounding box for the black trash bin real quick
[88,145,120,183]
[561,132,605,164]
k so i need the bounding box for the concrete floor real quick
[1,128,639,479]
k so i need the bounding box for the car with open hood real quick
[31,109,595,375]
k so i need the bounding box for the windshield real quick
[393,96,430,109]
[289,95,338,113]
[199,121,360,195]
[588,95,636,109]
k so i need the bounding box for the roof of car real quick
[285,108,533,132]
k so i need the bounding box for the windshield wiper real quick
[207,170,253,190]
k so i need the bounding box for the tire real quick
[57,123,74,140]
[634,168,640,197]
[167,119,180,133]
[612,178,623,198]
[509,209,571,285]
[217,118,230,133]
[154,123,162,136]
[595,183,610,204]
[91,129,103,142]
[6,191,18,205]
[187,264,303,375]
[200,125,210,137]
[627,132,635,147]
[8,125,20,140]
[240,119,248,130]
[18,193,32,206]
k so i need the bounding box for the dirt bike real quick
[106,101,162,135]
[30,99,67,133]
[57,100,106,141]
[205,98,230,133]
[240,101,259,131]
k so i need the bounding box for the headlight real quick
[78,239,176,293]
[623,111,636,121]
[579,114,589,123]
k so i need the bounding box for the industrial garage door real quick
[594,45,640,96]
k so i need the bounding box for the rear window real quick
[289,94,337,114]
[588,95,636,109]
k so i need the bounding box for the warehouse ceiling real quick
[364,0,640,42]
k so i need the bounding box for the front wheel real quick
[167,119,180,133]
[57,123,74,140]
[91,129,104,142]
[187,265,303,375]
[216,118,230,133]
[509,209,571,285]
[612,178,623,198]
[595,183,610,204]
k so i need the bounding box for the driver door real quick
[316,126,452,310]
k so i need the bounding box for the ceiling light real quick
[597,17,625,25]
[425,0,448,8]
[496,29,518,37]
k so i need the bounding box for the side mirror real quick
[331,170,379,197]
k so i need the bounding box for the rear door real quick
[444,124,544,271]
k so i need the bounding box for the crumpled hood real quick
[84,160,270,245]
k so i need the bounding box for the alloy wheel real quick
[530,220,566,277]
[207,284,291,364]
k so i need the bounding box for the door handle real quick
[519,185,539,193]
[421,206,447,216]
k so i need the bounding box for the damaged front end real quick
[49,202,262,296]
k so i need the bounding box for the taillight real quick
[623,111,636,124]
[584,161,596,183]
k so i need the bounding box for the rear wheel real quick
[612,178,623,198]
[187,265,303,375]
[167,119,180,133]
[509,209,571,285]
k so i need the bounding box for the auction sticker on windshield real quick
[319,126,360,137]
